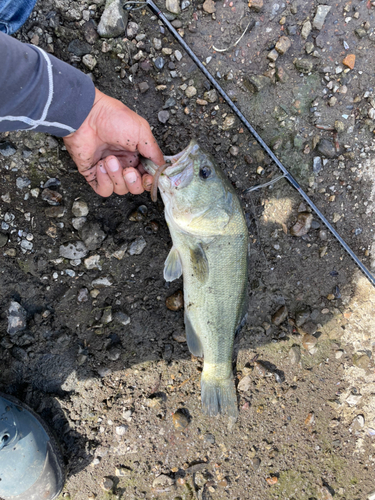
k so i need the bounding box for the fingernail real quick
[99,162,106,173]
[107,157,119,172]
[124,171,137,184]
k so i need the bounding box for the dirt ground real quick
[1,0,375,498]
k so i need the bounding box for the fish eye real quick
[199,166,212,180]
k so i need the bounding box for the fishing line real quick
[123,0,375,288]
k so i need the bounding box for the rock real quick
[204,89,218,103]
[129,236,147,255]
[97,0,128,38]
[204,433,215,444]
[45,206,65,218]
[335,120,345,133]
[138,82,149,93]
[290,212,313,237]
[352,353,370,370]
[68,39,92,56]
[294,58,313,73]
[16,177,31,189]
[166,290,183,311]
[0,141,16,157]
[8,301,27,335]
[166,0,181,14]
[295,307,310,326]
[313,5,331,30]
[154,56,165,70]
[342,54,355,69]
[100,477,113,492]
[355,27,367,38]
[77,288,89,303]
[185,85,197,98]
[0,234,8,247]
[305,42,314,54]
[248,0,263,11]
[152,474,174,487]
[116,425,128,436]
[301,20,312,39]
[72,217,87,230]
[91,277,112,287]
[84,255,101,270]
[82,54,97,70]
[222,115,236,130]
[276,66,289,83]
[245,75,271,92]
[238,375,251,392]
[229,146,239,156]
[172,410,189,430]
[83,19,99,44]
[267,49,279,62]
[202,0,216,14]
[313,157,322,174]
[80,222,106,251]
[302,334,317,350]
[42,189,62,206]
[272,305,288,325]
[60,241,88,259]
[126,21,139,38]
[72,200,89,217]
[329,96,337,107]
[113,312,130,325]
[317,138,336,158]
[289,346,301,364]
[275,36,291,55]
[158,110,170,123]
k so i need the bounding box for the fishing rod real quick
[124,0,375,288]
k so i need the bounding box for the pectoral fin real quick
[164,247,182,282]
[187,207,230,232]
[184,312,203,357]
[190,244,209,283]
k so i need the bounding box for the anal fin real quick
[184,312,203,357]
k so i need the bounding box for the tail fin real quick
[201,376,238,419]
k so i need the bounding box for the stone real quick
[152,475,174,487]
[77,288,89,303]
[276,66,289,83]
[84,255,101,270]
[313,5,331,30]
[0,234,8,247]
[294,58,313,73]
[113,312,130,325]
[166,290,183,311]
[238,375,251,392]
[154,56,165,70]
[79,222,106,251]
[229,146,239,156]
[272,305,288,325]
[335,120,345,133]
[83,20,99,44]
[172,410,189,430]
[245,75,271,92]
[129,236,147,255]
[68,39,92,56]
[342,54,355,69]
[185,85,197,98]
[97,0,128,38]
[222,115,236,130]
[290,212,313,237]
[82,55,97,70]
[100,477,113,492]
[275,36,291,55]
[302,333,317,350]
[317,138,336,158]
[8,301,27,335]
[305,42,314,54]
[158,110,169,123]
[267,49,279,62]
[115,425,128,436]
[138,81,149,93]
[16,177,31,189]
[355,27,367,38]
[59,241,88,259]
[301,20,312,39]
[202,0,216,13]
[72,217,86,230]
[204,89,217,103]
[313,157,322,174]
[0,141,16,157]
[352,353,370,370]
[41,189,62,206]
[45,206,65,218]
[329,96,337,106]
[166,0,181,14]
[91,277,112,287]
[295,307,310,326]
[126,21,139,38]
[72,200,89,217]
[248,0,263,11]
[289,346,301,364]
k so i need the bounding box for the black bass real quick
[141,140,248,417]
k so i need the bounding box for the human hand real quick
[63,88,164,197]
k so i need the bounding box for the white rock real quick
[72,200,89,217]
[91,277,112,287]
[116,425,128,436]
[97,0,128,38]
[82,55,97,70]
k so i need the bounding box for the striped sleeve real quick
[0,31,95,137]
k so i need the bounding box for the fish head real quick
[141,140,235,236]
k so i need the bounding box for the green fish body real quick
[142,140,248,417]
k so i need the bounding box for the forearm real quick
[0,31,95,137]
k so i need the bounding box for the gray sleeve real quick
[0,31,96,137]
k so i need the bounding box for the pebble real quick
[329,96,337,107]
[289,346,301,364]
[246,75,271,92]
[222,115,236,130]
[267,49,279,62]
[129,236,147,255]
[294,58,313,73]
[172,410,189,430]
[313,157,322,174]
[30,188,39,198]
[129,205,148,221]
[275,36,291,55]
[185,86,197,98]
[138,81,149,93]
[153,38,162,50]
[114,312,130,325]
[252,457,261,469]
[72,200,89,217]
[60,241,88,259]
[313,5,331,30]
[100,478,113,492]
[0,141,16,157]
[126,21,139,39]
[342,54,355,69]
[352,353,370,370]
[290,212,313,237]
[248,0,263,11]
[154,56,165,70]
[0,234,8,247]
[295,307,310,327]
[203,0,216,14]
[97,0,128,37]
[166,0,181,14]
[82,54,97,70]
[152,474,174,487]
[16,177,31,189]
[84,255,101,270]
[80,222,106,251]
[7,301,27,335]
[68,39,92,57]
[238,375,251,392]
[229,146,239,156]
[301,20,312,39]
[272,305,288,325]
[91,277,112,287]
[204,433,215,444]
[174,50,182,61]
[42,189,62,206]
[115,425,128,436]
[72,217,87,230]
[77,288,89,303]
[158,110,169,123]
[302,333,317,350]
[166,290,183,311]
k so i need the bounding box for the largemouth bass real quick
[141,140,248,417]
